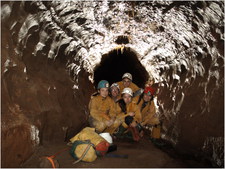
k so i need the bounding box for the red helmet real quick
[144,87,155,96]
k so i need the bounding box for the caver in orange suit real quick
[89,95,117,133]
[133,96,159,126]
[105,98,142,134]
[117,81,140,95]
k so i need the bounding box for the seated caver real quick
[133,86,161,139]
[117,88,142,124]
[109,83,121,102]
[111,88,143,141]
[88,80,117,133]
[116,73,141,96]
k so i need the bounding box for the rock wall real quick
[1,1,94,167]
[1,1,224,167]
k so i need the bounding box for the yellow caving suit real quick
[133,96,160,126]
[111,95,121,103]
[105,100,142,134]
[121,101,142,124]
[89,95,117,133]
[117,81,140,94]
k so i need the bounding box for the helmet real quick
[99,132,113,144]
[144,87,155,96]
[97,80,109,89]
[122,73,132,81]
[122,87,133,97]
[110,83,120,91]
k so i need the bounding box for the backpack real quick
[69,127,111,163]
[70,140,97,163]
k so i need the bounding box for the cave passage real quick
[93,47,149,89]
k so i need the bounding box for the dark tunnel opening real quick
[93,47,149,89]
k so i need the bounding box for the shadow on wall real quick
[93,47,149,88]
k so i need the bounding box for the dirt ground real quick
[21,135,211,168]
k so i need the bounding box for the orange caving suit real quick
[123,101,142,123]
[89,95,117,133]
[117,81,140,94]
[104,102,122,134]
[133,96,160,126]
[108,100,142,132]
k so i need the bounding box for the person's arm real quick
[141,101,156,125]
[115,103,129,120]
[108,99,117,119]
[117,81,124,92]
[131,82,140,93]
[117,111,128,120]
[132,96,139,104]
[134,105,142,123]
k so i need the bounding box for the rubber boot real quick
[128,126,140,142]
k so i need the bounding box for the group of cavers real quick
[68,73,161,163]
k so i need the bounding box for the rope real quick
[42,147,70,168]
[49,147,70,158]
[46,156,56,168]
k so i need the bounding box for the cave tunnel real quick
[93,47,149,89]
[1,0,224,168]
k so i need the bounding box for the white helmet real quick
[99,133,113,144]
[122,87,133,97]
[110,83,120,91]
[122,73,132,81]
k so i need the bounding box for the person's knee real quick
[113,118,122,127]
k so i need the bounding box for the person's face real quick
[111,87,119,97]
[123,78,131,88]
[123,93,132,104]
[143,93,152,102]
[99,88,109,98]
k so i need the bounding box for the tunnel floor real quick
[22,134,211,168]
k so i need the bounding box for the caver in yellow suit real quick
[133,86,161,138]
[105,88,142,135]
[118,100,142,125]
[116,73,140,94]
[109,83,121,102]
[133,96,160,126]
[103,101,122,134]
[89,95,117,133]
[117,81,139,94]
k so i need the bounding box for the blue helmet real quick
[97,80,109,89]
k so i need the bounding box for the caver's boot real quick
[127,126,140,142]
